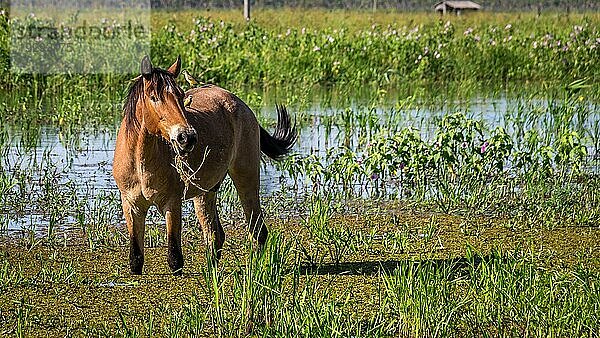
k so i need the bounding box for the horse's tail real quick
[260,104,297,160]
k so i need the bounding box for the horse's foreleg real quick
[193,192,225,261]
[163,202,184,275]
[122,199,148,275]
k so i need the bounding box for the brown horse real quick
[113,56,297,275]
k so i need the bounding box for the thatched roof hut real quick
[434,1,481,14]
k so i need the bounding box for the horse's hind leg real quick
[122,198,149,275]
[193,192,225,260]
[229,163,268,246]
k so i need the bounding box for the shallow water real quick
[1,95,598,232]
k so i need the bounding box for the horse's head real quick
[139,56,197,156]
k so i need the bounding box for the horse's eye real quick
[150,95,158,102]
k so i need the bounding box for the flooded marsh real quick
[2,88,599,336]
[1,9,600,337]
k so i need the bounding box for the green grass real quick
[1,83,598,337]
[0,7,599,338]
[1,214,598,336]
[1,10,600,129]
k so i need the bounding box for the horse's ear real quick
[141,55,153,79]
[167,55,181,77]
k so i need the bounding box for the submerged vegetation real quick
[0,7,599,338]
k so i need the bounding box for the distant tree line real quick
[1,0,597,11]
[148,0,598,11]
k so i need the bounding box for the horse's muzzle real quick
[172,127,197,155]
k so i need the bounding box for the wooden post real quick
[244,0,250,21]
[373,0,377,12]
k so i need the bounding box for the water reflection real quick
[1,95,598,232]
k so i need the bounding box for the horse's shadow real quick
[299,255,494,276]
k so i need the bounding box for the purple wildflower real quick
[370,173,379,180]
[481,141,489,154]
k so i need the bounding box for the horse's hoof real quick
[168,255,184,275]
[206,248,222,265]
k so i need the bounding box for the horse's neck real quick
[131,126,180,202]
[135,129,166,168]
[132,103,159,162]
[131,110,165,172]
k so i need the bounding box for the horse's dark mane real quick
[123,68,182,134]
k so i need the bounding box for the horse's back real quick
[185,85,258,127]
[185,84,261,153]
[182,85,262,195]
